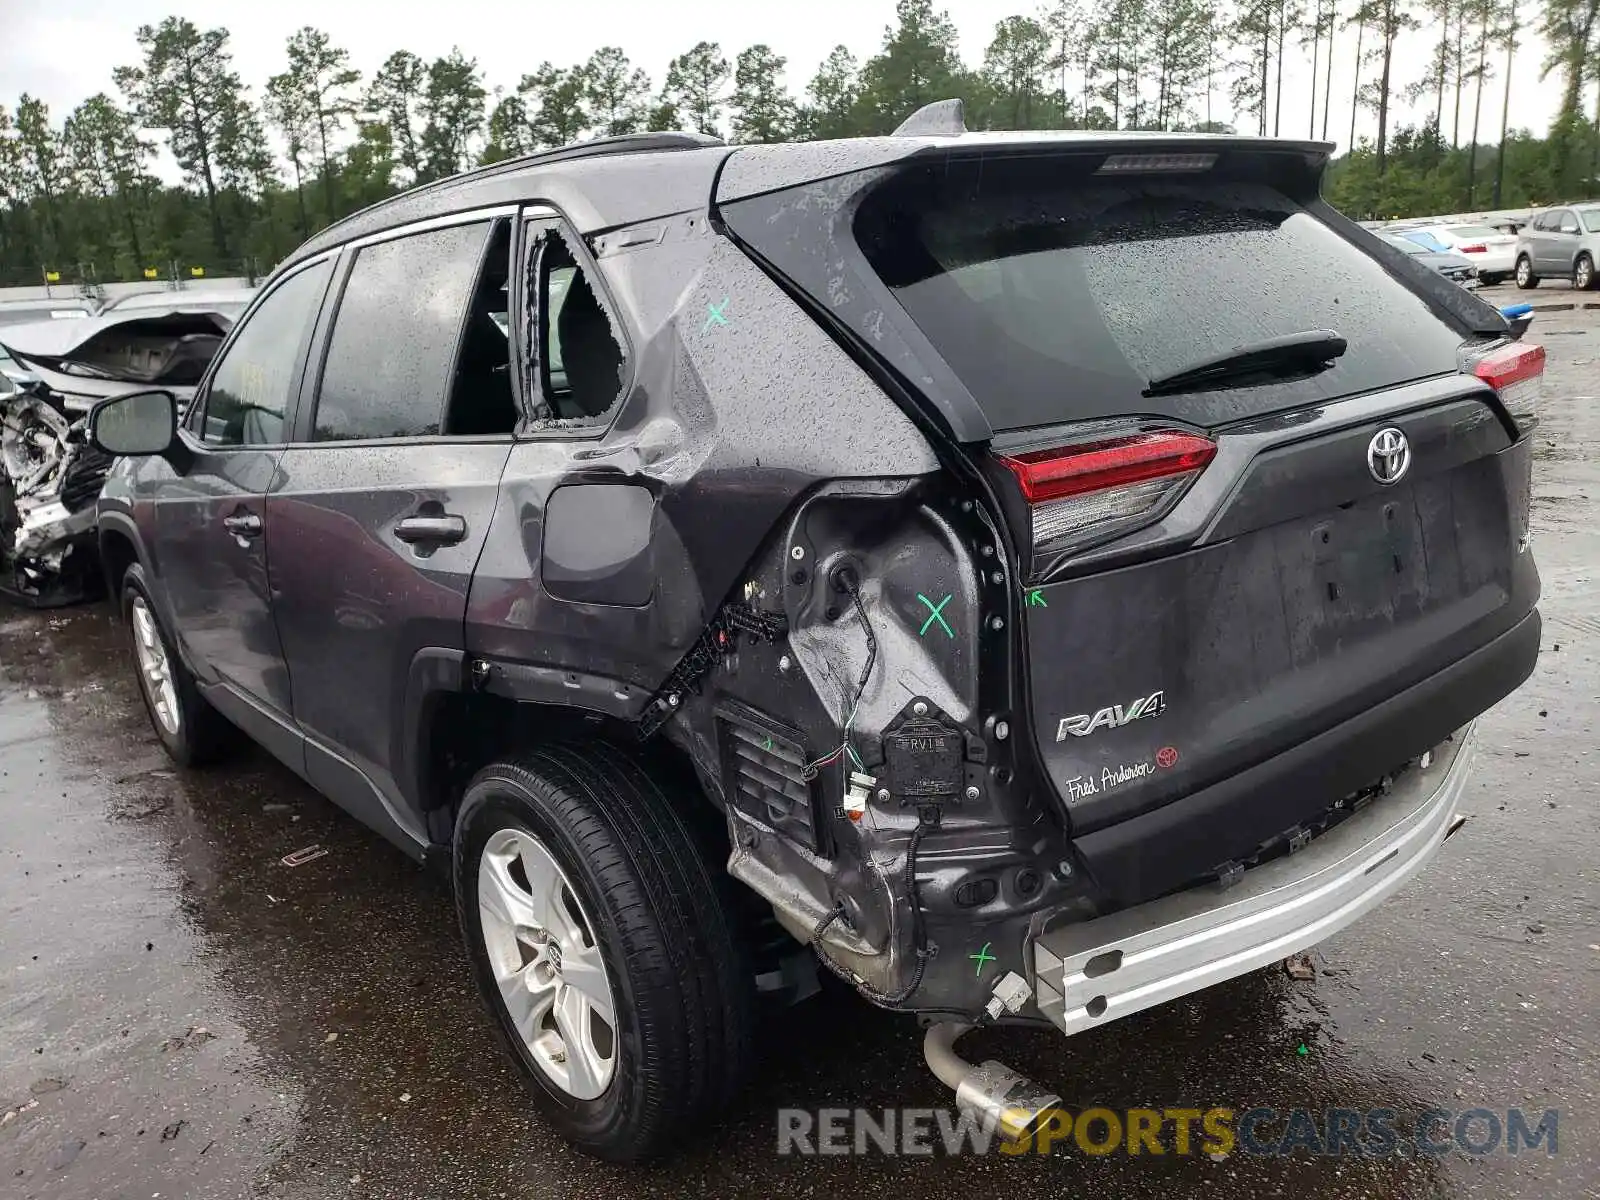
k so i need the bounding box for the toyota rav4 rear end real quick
[707,119,1539,1107]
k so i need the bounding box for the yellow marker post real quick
[143,267,158,280]
[44,270,60,283]
[190,266,205,278]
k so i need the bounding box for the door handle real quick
[393,514,467,546]
[222,511,263,539]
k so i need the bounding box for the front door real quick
[265,214,516,836]
[152,256,335,716]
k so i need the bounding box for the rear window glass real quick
[857,158,1466,431]
[1446,225,1498,238]
[1582,208,1600,233]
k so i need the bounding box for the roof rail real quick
[488,130,726,175]
[893,99,968,137]
[306,131,725,248]
[393,130,725,201]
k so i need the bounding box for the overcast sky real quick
[0,0,1574,166]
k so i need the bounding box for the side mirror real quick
[89,389,178,457]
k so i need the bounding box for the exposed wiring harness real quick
[797,574,936,1006]
[801,578,878,780]
[809,804,939,1009]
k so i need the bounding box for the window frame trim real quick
[290,203,534,448]
[516,208,635,443]
[181,250,339,452]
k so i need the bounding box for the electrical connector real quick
[983,970,1033,1021]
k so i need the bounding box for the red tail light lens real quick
[1459,243,1488,254]
[998,431,1216,554]
[1472,340,1545,424]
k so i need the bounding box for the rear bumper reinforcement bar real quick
[1033,725,1475,1036]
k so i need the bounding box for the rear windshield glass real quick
[1580,208,1600,233]
[1446,225,1499,238]
[857,157,1468,431]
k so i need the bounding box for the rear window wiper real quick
[1143,329,1348,397]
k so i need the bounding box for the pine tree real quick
[664,42,731,137]
[366,51,429,184]
[731,45,797,143]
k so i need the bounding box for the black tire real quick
[1515,256,1540,289]
[120,563,234,767]
[453,743,756,1163]
[1575,253,1597,292]
[1480,272,1502,286]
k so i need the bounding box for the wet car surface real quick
[3,308,1598,1199]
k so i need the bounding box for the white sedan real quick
[1397,223,1519,284]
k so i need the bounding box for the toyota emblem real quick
[1367,427,1411,485]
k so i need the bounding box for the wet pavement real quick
[3,311,1599,1199]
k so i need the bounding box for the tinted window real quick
[443,221,518,436]
[202,258,332,446]
[314,221,489,441]
[858,159,1467,431]
[1382,234,1426,255]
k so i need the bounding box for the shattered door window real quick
[525,224,627,426]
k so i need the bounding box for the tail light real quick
[1472,340,1545,426]
[997,431,1216,556]
[1459,243,1488,254]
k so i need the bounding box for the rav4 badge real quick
[1057,691,1166,741]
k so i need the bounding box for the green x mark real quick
[703,296,730,331]
[969,942,996,977]
[1026,588,1047,608]
[917,592,954,638]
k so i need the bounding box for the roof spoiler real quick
[893,98,967,138]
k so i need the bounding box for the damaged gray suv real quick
[90,104,1543,1162]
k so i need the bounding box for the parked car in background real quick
[99,286,258,314]
[1514,204,1600,290]
[0,298,97,327]
[0,299,245,606]
[1380,233,1477,285]
[1399,223,1518,284]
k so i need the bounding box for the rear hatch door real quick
[719,138,1538,895]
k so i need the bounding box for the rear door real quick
[150,255,334,718]
[1530,212,1560,272]
[1552,209,1583,273]
[264,212,517,840]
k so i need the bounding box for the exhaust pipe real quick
[923,1022,1062,1141]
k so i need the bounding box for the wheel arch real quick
[96,511,143,597]
[403,651,722,853]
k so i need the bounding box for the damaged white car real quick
[0,297,246,605]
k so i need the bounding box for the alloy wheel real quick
[478,827,618,1100]
[130,595,180,737]
[1578,258,1594,290]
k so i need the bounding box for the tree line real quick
[2,0,1599,287]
